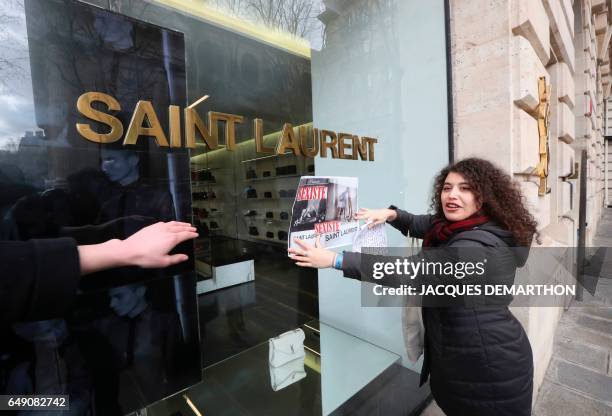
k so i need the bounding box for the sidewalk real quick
[533,209,612,415]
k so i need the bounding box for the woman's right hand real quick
[354,208,397,228]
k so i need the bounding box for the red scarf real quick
[423,212,490,247]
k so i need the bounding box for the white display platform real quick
[196,259,255,294]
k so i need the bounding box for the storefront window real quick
[1,1,200,413]
[1,0,447,414]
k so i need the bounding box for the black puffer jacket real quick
[342,208,533,416]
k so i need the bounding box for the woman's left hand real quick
[288,236,336,269]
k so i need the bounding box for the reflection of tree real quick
[211,0,246,16]
[210,0,315,121]
[212,0,319,38]
[38,1,166,104]
[1,137,19,152]
[0,1,28,92]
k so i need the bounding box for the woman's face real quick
[441,172,481,221]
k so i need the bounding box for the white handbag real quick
[268,328,305,368]
[269,358,307,391]
[402,306,424,363]
[402,237,425,363]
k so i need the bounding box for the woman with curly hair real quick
[288,157,538,416]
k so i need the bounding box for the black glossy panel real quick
[0,1,200,413]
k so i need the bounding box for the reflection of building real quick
[17,130,48,189]
[0,2,199,414]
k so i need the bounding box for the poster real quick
[289,176,359,249]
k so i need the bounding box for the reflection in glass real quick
[0,1,200,414]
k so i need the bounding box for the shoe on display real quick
[197,222,210,236]
[199,170,215,182]
[246,187,258,198]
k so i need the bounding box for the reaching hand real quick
[121,221,198,268]
[78,221,198,275]
[354,208,397,228]
[288,236,336,269]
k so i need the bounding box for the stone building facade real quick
[449,0,611,401]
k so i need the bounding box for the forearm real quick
[77,239,132,275]
[387,207,432,238]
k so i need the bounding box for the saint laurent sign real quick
[75,92,377,161]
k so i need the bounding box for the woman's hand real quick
[288,236,336,268]
[354,208,397,228]
[78,221,198,275]
[121,221,198,268]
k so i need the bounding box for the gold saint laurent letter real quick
[123,100,169,147]
[299,125,319,157]
[76,92,123,144]
[184,108,216,150]
[254,119,274,154]
[277,123,302,156]
[319,130,338,158]
[209,112,244,151]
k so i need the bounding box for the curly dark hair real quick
[430,158,538,246]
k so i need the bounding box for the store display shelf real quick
[192,181,221,187]
[244,235,287,245]
[197,226,223,232]
[207,211,225,216]
[264,218,290,223]
[192,200,222,204]
[191,166,223,171]
[245,174,302,182]
[242,217,289,223]
[245,197,294,201]
[194,215,225,222]
[193,196,221,200]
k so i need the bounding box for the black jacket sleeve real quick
[387,207,432,239]
[1,237,81,323]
